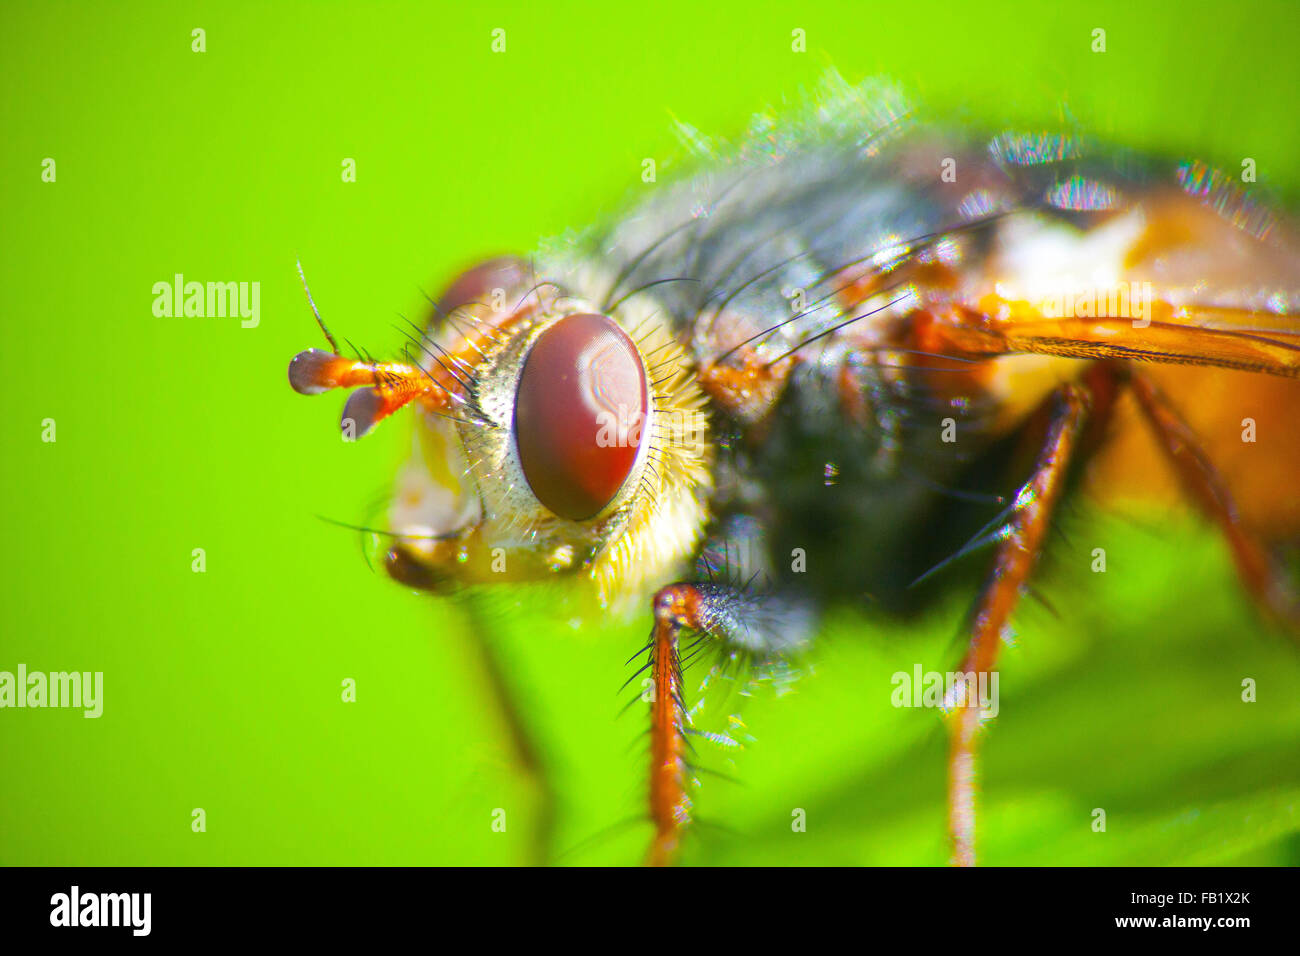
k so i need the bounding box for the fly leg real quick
[1127,370,1300,631]
[461,599,557,867]
[644,582,812,866]
[386,550,559,865]
[646,585,692,867]
[948,380,1095,866]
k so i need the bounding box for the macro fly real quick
[286,78,1300,866]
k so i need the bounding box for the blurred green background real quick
[2,0,1299,866]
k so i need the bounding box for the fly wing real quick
[929,152,1300,378]
[932,305,1300,379]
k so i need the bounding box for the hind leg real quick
[1127,370,1300,632]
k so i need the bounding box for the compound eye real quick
[434,257,526,317]
[514,313,648,520]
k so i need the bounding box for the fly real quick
[285,75,1300,866]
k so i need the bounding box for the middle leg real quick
[947,373,1107,866]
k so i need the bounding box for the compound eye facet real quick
[513,312,648,521]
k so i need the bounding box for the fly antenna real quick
[297,258,341,355]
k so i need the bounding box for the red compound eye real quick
[434,256,526,316]
[514,313,649,520]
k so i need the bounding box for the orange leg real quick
[646,586,694,866]
[643,580,812,865]
[949,381,1093,866]
[1127,371,1300,632]
[461,601,557,867]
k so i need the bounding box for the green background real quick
[3,0,1299,866]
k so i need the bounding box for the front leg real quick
[645,582,812,866]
